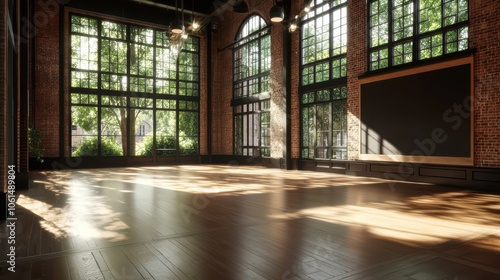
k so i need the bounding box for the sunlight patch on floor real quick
[17,194,129,242]
[299,191,500,246]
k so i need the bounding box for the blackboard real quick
[360,62,471,158]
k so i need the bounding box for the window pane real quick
[71,36,98,70]
[332,86,347,100]
[71,15,98,35]
[419,0,442,33]
[393,0,414,41]
[101,107,126,156]
[101,39,127,74]
[332,57,347,78]
[332,7,347,56]
[155,110,177,156]
[130,44,154,77]
[316,104,330,148]
[315,62,330,83]
[101,21,126,39]
[370,0,389,47]
[234,114,243,155]
[393,41,413,65]
[179,111,199,155]
[302,107,315,148]
[71,106,98,156]
[132,109,153,156]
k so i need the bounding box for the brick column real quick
[346,0,367,161]
[469,0,500,167]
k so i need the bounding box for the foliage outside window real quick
[233,15,271,157]
[300,0,348,160]
[70,15,200,157]
[369,0,469,70]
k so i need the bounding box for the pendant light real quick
[270,1,284,23]
[233,0,249,13]
[170,0,184,34]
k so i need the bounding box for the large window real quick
[70,15,200,157]
[301,0,348,160]
[233,15,271,157]
[369,0,469,70]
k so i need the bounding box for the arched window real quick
[300,0,348,160]
[233,15,271,157]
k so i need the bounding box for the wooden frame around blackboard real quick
[358,56,474,166]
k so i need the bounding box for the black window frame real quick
[232,14,271,157]
[299,0,348,161]
[368,0,469,71]
[69,13,201,158]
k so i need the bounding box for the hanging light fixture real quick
[170,0,184,34]
[168,0,188,61]
[270,1,284,23]
[304,0,313,14]
[170,19,184,34]
[191,0,200,31]
[233,0,249,13]
[289,15,299,32]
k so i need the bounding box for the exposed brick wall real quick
[290,0,302,160]
[211,29,234,155]
[63,9,69,157]
[1,0,7,191]
[346,0,367,161]
[199,36,208,155]
[33,2,60,158]
[470,0,500,167]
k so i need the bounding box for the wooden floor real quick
[1,165,499,280]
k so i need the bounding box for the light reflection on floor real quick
[18,165,500,250]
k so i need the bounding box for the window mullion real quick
[97,19,103,157]
[328,101,333,160]
[413,0,419,62]
[388,0,394,67]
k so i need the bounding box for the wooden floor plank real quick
[99,248,147,280]
[122,244,180,280]
[30,256,71,280]
[67,252,104,280]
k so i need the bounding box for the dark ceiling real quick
[137,0,231,15]
[65,0,234,27]
[64,0,289,28]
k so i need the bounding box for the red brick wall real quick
[1,0,7,191]
[470,0,500,167]
[346,0,367,161]
[33,2,60,158]
[290,0,302,159]
[199,36,208,155]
